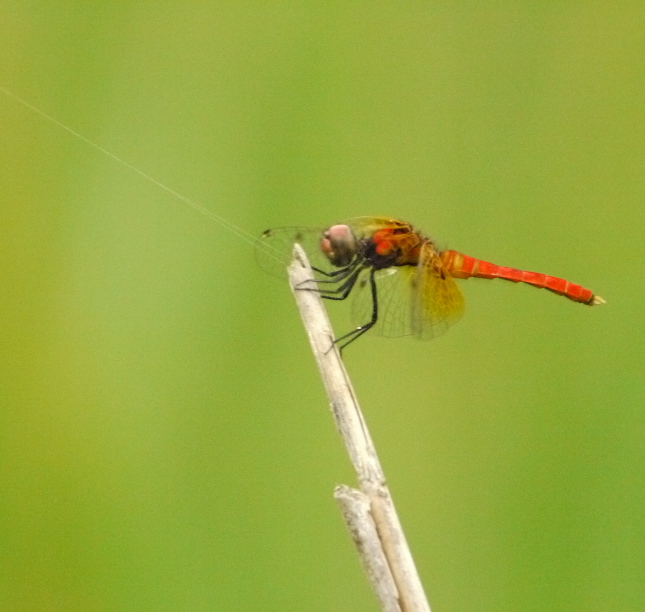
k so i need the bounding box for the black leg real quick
[310,264,357,279]
[296,260,364,300]
[316,267,363,300]
[295,260,360,293]
[334,268,379,351]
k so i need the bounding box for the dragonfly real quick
[257,216,605,350]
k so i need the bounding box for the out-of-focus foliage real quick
[1,4,643,611]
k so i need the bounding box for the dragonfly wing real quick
[349,248,465,340]
[410,243,465,339]
[349,267,410,337]
[255,226,329,278]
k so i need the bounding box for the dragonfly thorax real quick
[321,224,358,267]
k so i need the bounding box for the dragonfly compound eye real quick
[321,224,358,267]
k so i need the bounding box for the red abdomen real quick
[441,250,604,305]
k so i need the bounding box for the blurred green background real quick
[1,3,643,611]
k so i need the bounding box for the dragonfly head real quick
[321,224,357,267]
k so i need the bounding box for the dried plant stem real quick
[288,245,431,612]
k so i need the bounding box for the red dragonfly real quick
[258,217,605,350]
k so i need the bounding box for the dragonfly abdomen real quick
[441,250,605,306]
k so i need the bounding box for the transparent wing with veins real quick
[255,226,331,279]
[350,243,465,339]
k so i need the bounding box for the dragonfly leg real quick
[316,267,363,300]
[311,263,359,278]
[294,259,361,292]
[334,268,379,351]
[297,261,364,300]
